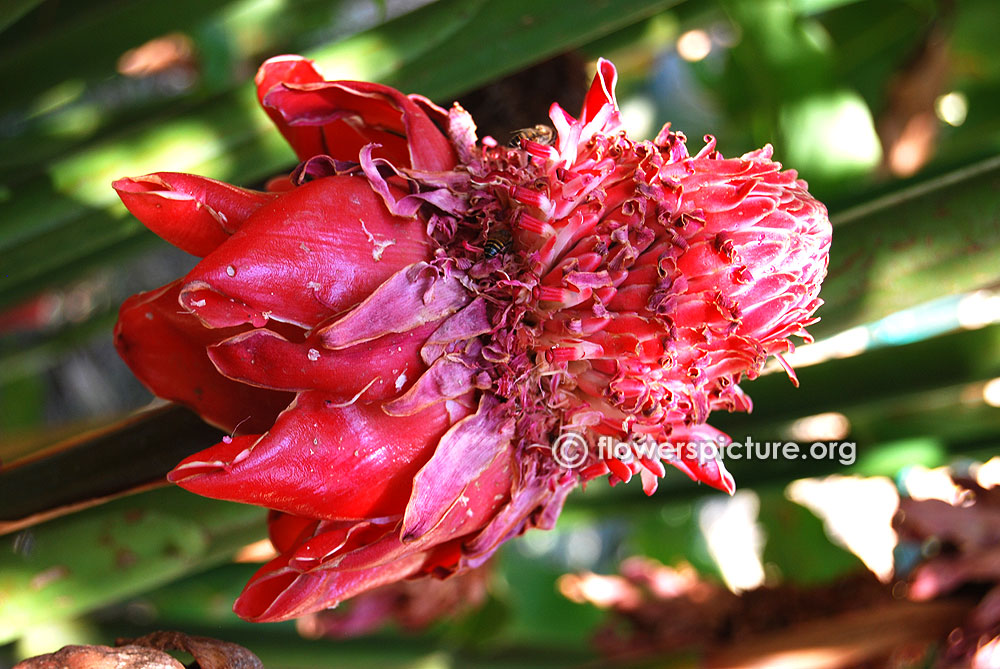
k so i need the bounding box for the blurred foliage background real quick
[2,0,1000,666]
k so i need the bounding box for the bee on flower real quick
[509,123,556,147]
[482,225,513,258]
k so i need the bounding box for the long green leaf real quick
[0,0,43,34]
[376,0,681,99]
[0,486,265,646]
[815,155,1000,339]
[716,322,1000,432]
[0,0,409,182]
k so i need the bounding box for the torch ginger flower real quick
[112,56,831,622]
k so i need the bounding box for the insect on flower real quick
[509,123,555,147]
[482,226,513,258]
[112,55,832,622]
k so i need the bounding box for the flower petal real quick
[112,173,276,257]
[418,297,492,364]
[401,395,514,542]
[234,550,426,623]
[665,423,736,494]
[462,470,576,568]
[268,511,321,554]
[207,324,436,398]
[178,176,431,330]
[255,55,329,162]
[169,391,467,520]
[285,519,397,572]
[114,280,292,433]
[318,262,471,350]
[382,353,490,416]
[580,58,618,124]
[257,56,456,171]
[303,445,514,573]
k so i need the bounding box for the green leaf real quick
[115,563,272,630]
[376,0,682,99]
[0,487,266,646]
[0,0,233,115]
[716,321,1000,435]
[493,543,603,652]
[757,489,860,584]
[0,307,117,387]
[0,0,44,34]
[815,155,1000,339]
[0,0,387,180]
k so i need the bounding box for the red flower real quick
[296,562,491,638]
[113,56,831,622]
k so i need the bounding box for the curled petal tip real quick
[232,559,300,623]
[168,434,257,483]
[581,57,619,124]
[167,464,216,484]
[113,172,275,257]
[720,470,737,496]
[235,551,426,622]
[256,54,313,75]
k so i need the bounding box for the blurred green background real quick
[1,0,999,666]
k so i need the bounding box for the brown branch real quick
[0,403,222,533]
[705,599,973,669]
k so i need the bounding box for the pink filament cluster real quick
[415,60,831,494]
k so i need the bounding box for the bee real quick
[510,124,555,148]
[483,227,513,259]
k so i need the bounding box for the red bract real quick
[113,56,831,622]
[297,562,491,638]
